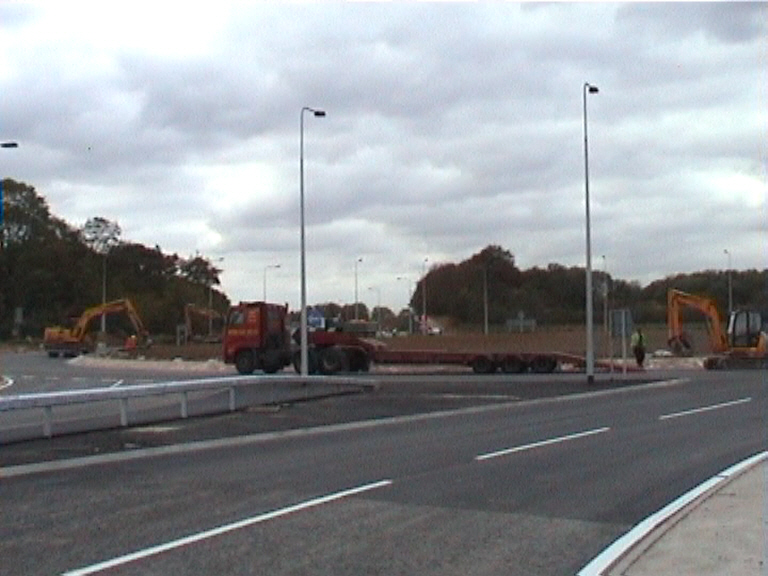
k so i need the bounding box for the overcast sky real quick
[1,2,765,312]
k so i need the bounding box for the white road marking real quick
[475,426,610,461]
[61,479,393,576]
[109,379,124,388]
[659,397,752,421]
[0,377,13,392]
[577,451,768,576]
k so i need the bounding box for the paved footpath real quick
[599,455,766,576]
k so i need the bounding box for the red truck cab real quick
[222,301,292,374]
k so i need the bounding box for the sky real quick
[1,2,766,313]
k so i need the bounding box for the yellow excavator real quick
[667,288,767,369]
[43,298,149,357]
[183,303,224,343]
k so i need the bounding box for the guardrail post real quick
[119,399,128,427]
[228,387,236,412]
[43,406,53,438]
[181,392,188,419]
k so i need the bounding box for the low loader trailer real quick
[298,330,600,375]
[223,302,627,376]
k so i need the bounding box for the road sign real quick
[611,308,633,338]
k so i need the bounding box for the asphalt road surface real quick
[1,367,765,575]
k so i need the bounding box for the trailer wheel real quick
[501,355,526,374]
[47,351,60,358]
[235,350,255,375]
[348,348,370,372]
[530,355,557,374]
[319,346,349,375]
[471,355,495,374]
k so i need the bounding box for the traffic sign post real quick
[610,308,633,377]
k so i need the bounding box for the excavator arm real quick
[71,299,148,340]
[667,289,729,354]
[45,298,149,356]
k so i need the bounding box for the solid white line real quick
[62,479,392,576]
[659,397,752,421]
[475,427,610,461]
[577,451,768,576]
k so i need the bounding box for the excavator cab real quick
[727,310,765,351]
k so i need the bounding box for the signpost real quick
[610,308,633,377]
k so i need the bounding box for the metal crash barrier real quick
[0,375,377,442]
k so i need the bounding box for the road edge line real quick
[576,450,768,576]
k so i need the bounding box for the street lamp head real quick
[586,84,599,94]
[1,142,19,148]
[313,110,326,117]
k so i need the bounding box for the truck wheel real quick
[320,346,348,375]
[471,355,495,374]
[501,355,526,374]
[292,349,320,374]
[262,354,281,374]
[235,350,255,375]
[530,355,557,374]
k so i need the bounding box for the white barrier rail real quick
[0,374,377,440]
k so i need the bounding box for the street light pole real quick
[368,286,381,334]
[0,142,18,383]
[583,82,599,384]
[397,276,413,334]
[208,256,224,337]
[421,257,428,334]
[354,257,362,320]
[300,106,325,376]
[263,263,280,301]
[724,249,733,314]
[483,264,489,335]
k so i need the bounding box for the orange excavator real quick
[183,303,224,342]
[667,288,767,369]
[44,298,149,357]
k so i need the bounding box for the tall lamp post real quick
[208,256,224,337]
[724,249,733,314]
[354,257,363,320]
[397,276,413,334]
[0,142,17,382]
[421,257,429,334]
[263,263,280,301]
[299,106,326,376]
[1,142,19,250]
[368,286,381,334]
[583,82,599,384]
[483,264,489,335]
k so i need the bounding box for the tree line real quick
[2,178,765,339]
[405,245,767,331]
[0,179,226,339]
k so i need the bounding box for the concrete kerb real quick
[577,451,768,576]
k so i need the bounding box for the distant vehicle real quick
[225,304,607,376]
[667,288,767,369]
[43,298,149,358]
[222,301,293,374]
